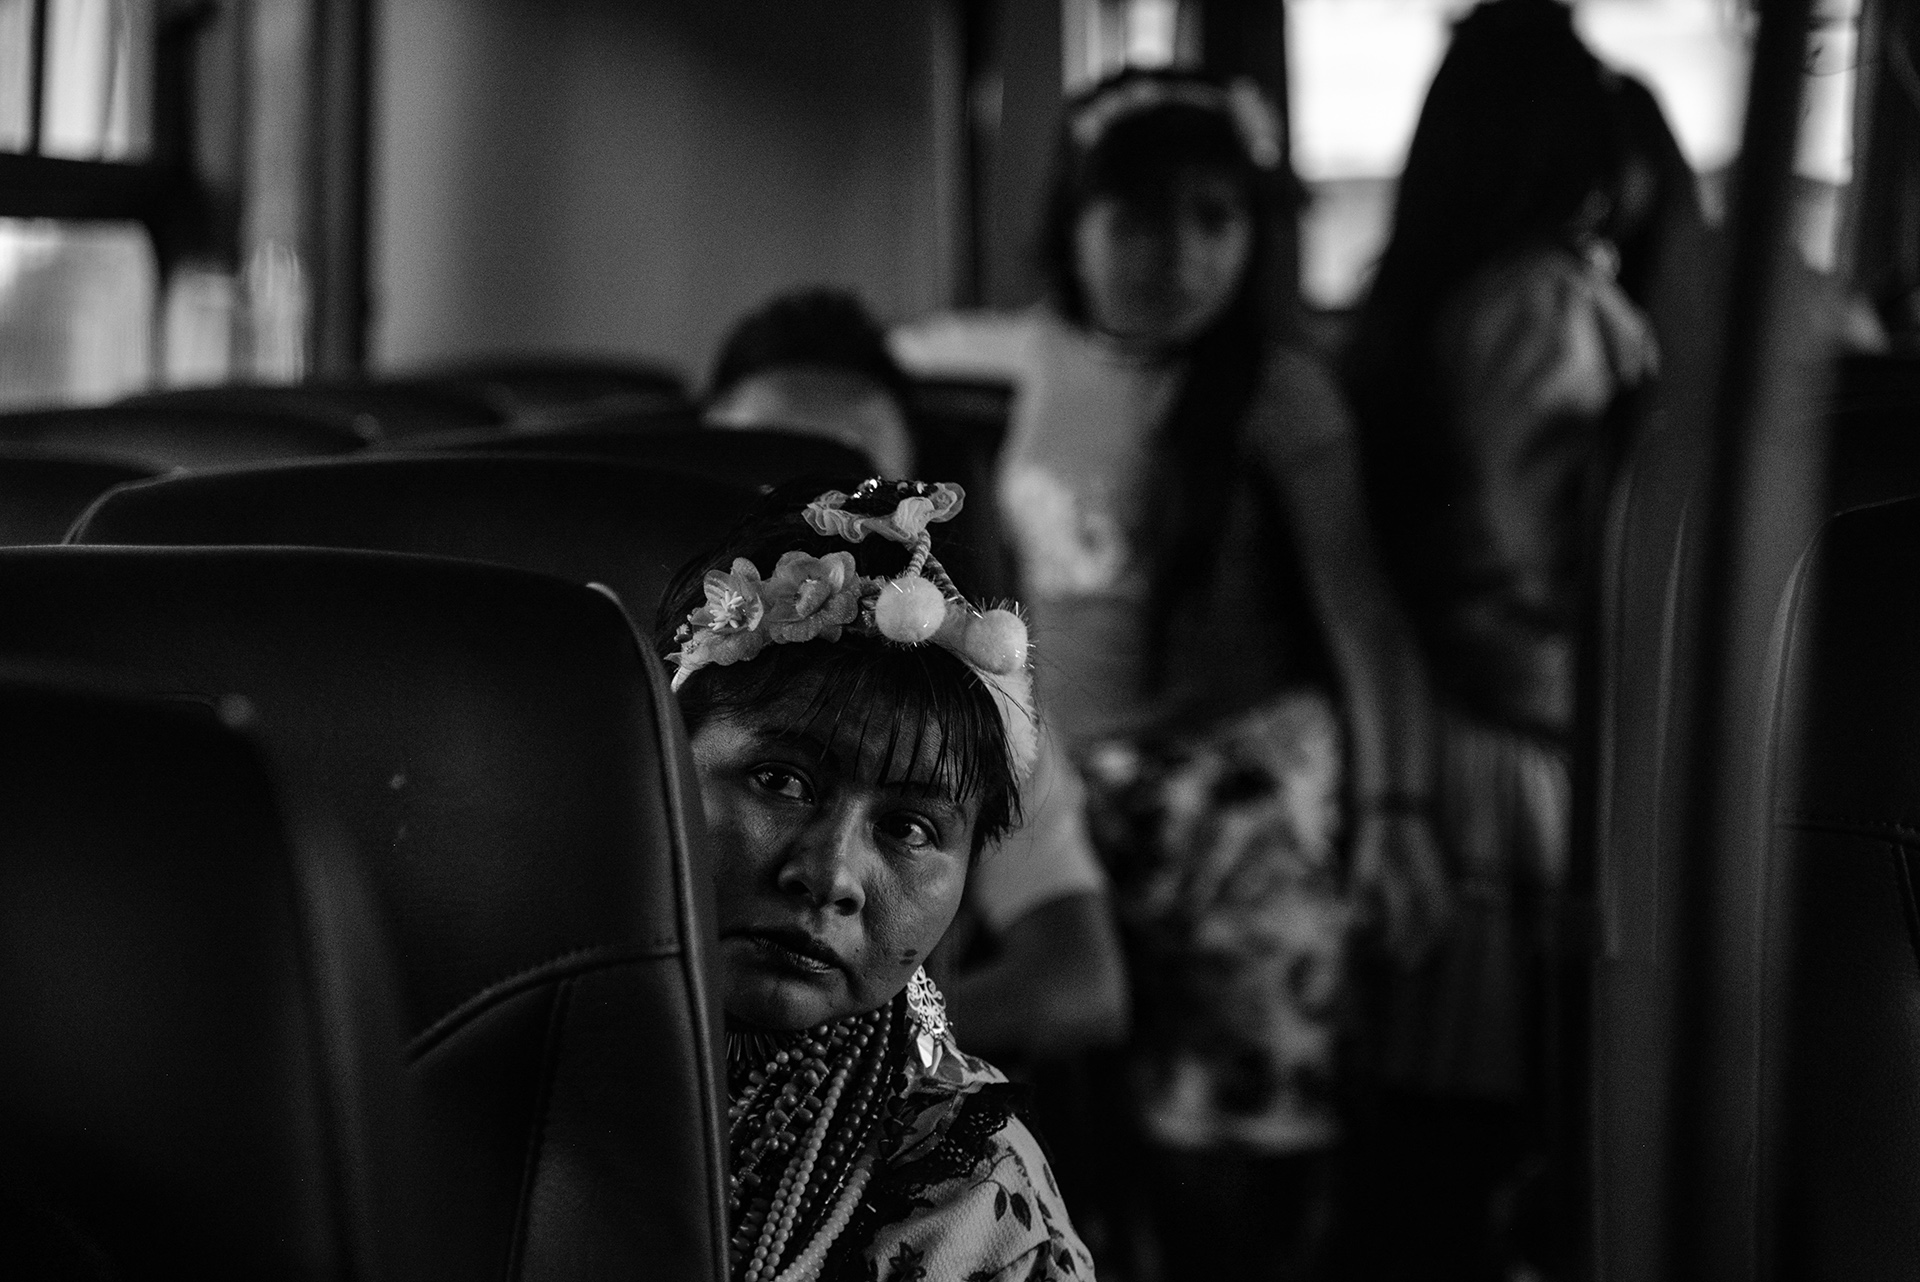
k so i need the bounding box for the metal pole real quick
[1667,0,1831,1274]
[27,0,49,153]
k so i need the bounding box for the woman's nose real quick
[774,813,867,914]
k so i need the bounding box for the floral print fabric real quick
[1081,691,1350,1154]
[825,1028,1094,1282]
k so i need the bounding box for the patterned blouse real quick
[822,1028,1094,1282]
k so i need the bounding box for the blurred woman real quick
[994,69,1444,1282]
[1338,0,1704,1276]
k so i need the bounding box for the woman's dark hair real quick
[706,288,915,421]
[654,478,1021,856]
[1037,69,1292,682]
[1344,0,1701,590]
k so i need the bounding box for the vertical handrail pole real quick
[1668,0,1831,1276]
[28,0,49,153]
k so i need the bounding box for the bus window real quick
[39,0,154,162]
[1287,0,1848,309]
[0,218,155,409]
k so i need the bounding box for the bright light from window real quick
[1290,0,1856,305]
[1064,0,1201,93]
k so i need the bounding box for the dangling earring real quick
[904,966,952,1072]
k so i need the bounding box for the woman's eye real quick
[750,767,813,803]
[877,813,937,850]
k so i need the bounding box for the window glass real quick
[1287,0,1852,307]
[0,219,154,409]
[40,0,153,161]
[0,0,31,152]
[1064,0,1202,93]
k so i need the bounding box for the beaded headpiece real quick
[1070,74,1282,170]
[668,479,1038,781]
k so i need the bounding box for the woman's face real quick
[692,690,978,1031]
[1073,164,1254,350]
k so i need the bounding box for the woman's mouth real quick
[741,930,840,976]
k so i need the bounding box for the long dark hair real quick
[1037,69,1293,680]
[1344,0,1701,586]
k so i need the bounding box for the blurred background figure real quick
[917,67,1445,1282]
[1337,1,1707,1277]
[703,283,1131,1098]
[705,287,918,477]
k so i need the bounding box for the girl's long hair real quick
[1036,69,1296,682]
[1343,0,1702,589]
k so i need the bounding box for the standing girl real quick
[1001,69,1445,1281]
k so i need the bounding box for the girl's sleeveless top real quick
[997,313,1333,747]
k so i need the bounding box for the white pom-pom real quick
[964,608,1028,675]
[874,575,947,643]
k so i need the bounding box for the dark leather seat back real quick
[1764,495,1920,1278]
[123,382,506,442]
[0,404,370,469]
[0,676,412,1281]
[0,450,155,544]
[0,548,726,1282]
[70,455,756,624]
[406,419,873,490]
[407,357,688,422]
[1826,353,1920,513]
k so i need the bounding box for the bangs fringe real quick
[677,636,1022,853]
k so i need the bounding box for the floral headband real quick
[668,480,1038,781]
[1070,75,1282,171]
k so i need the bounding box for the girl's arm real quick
[1254,349,1449,959]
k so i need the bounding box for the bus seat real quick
[403,420,874,491]
[403,356,689,422]
[906,376,1018,602]
[0,449,155,545]
[69,454,756,624]
[1826,353,1920,513]
[1587,413,1715,1281]
[122,380,507,442]
[0,403,370,469]
[0,674,415,1280]
[0,548,727,1282]
[1763,494,1920,1279]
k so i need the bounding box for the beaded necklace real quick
[726,989,915,1282]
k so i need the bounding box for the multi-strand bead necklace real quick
[726,994,911,1282]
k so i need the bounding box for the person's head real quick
[705,289,917,477]
[655,478,1029,1032]
[1352,0,1700,378]
[1040,70,1285,354]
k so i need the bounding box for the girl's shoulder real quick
[890,309,1049,385]
[1435,242,1658,408]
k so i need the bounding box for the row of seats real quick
[0,368,1009,542]
[1590,350,1920,1280]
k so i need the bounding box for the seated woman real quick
[656,477,1093,1282]
[705,288,918,478]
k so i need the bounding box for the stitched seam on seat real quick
[633,615,731,1275]
[1779,814,1920,844]
[1895,847,1920,983]
[506,976,573,1281]
[407,941,677,1062]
